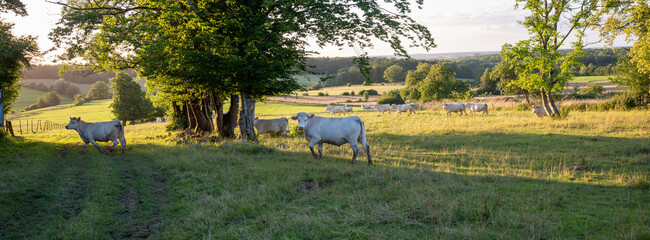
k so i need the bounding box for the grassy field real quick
[570,75,615,83]
[306,83,404,96]
[11,88,73,112]
[1,100,649,239]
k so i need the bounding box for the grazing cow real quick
[344,107,353,113]
[65,117,126,154]
[442,103,467,116]
[291,112,372,164]
[325,106,346,115]
[465,103,489,115]
[361,105,374,110]
[531,104,561,117]
[374,104,392,114]
[254,117,289,137]
[391,103,416,115]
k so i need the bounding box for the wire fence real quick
[8,120,66,135]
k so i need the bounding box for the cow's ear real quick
[291,116,297,120]
[308,114,315,118]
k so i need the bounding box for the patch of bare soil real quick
[55,143,80,158]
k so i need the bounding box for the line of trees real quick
[51,0,436,140]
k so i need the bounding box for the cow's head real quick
[291,112,315,131]
[65,117,81,130]
[442,103,448,110]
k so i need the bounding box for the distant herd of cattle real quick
[65,102,560,164]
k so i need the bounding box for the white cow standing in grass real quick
[361,105,374,110]
[344,107,353,113]
[442,103,467,116]
[374,104,392,114]
[531,104,561,117]
[254,117,289,137]
[325,106,346,115]
[65,117,126,154]
[391,103,416,115]
[291,112,372,164]
[465,103,489,115]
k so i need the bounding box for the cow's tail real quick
[115,120,127,153]
[356,117,372,164]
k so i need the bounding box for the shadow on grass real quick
[1,135,648,239]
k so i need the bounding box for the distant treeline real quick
[22,79,80,98]
[22,66,137,84]
[306,48,629,87]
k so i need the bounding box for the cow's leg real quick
[118,135,127,153]
[109,139,119,152]
[358,139,372,165]
[349,141,360,164]
[308,138,321,159]
[88,139,103,153]
[317,143,323,160]
[82,142,89,154]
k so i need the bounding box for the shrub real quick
[310,82,322,90]
[87,81,112,100]
[341,92,350,96]
[344,99,352,103]
[302,92,309,96]
[317,92,325,96]
[515,103,530,111]
[376,89,404,105]
[73,94,85,106]
[346,83,352,87]
[23,91,61,111]
[350,91,355,95]
[363,92,369,101]
[325,92,329,96]
[358,89,379,96]
[51,78,80,97]
[581,83,605,95]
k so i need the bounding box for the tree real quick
[476,68,500,95]
[383,65,405,83]
[24,91,61,111]
[418,62,469,101]
[612,57,650,107]
[594,0,650,74]
[0,1,38,113]
[492,61,533,105]
[501,0,597,117]
[376,89,405,105]
[51,0,436,140]
[86,81,111,100]
[110,72,154,124]
[73,93,85,106]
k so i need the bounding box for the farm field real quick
[1,100,649,239]
[11,88,73,112]
[21,79,96,96]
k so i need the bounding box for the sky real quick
[1,0,629,63]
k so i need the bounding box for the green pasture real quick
[1,100,649,239]
[306,83,404,96]
[21,79,96,95]
[11,88,73,113]
[569,75,616,84]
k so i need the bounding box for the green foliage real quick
[23,91,61,111]
[301,92,308,96]
[86,81,111,100]
[477,68,500,95]
[51,78,80,98]
[310,82,322,90]
[383,65,405,83]
[317,92,325,96]
[403,62,469,101]
[581,83,605,95]
[350,91,355,95]
[358,89,379,96]
[110,72,154,123]
[363,92,369,101]
[346,83,351,87]
[341,92,350,96]
[376,89,404,105]
[73,93,85,106]
[611,57,650,108]
[0,20,38,113]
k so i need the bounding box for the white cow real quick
[391,103,416,115]
[361,105,374,110]
[344,107,353,113]
[531,104,561,117]
[325,106,346,115]
[374,104,392,114]
[291,112,372,164]
[65,117,126,154]
[442,103,467,116]
[254,117,289,137]
[465,103,489,115]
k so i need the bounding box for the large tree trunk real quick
[169,101,189,130]
[238,92,257,141]
[540,89,559,118]
[545,91,560,117]
[221,94,239,139]
[186,99,212,133]
[211,92,224,134]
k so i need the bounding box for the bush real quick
[51,78,80,97]
[344,99,352,103]
[515,103,530,111]
[302,92,309,96]
[581,83,605,95]
[376,89,404,105]
[325,92,329,96]
[23,91,61,111]
[350,91,355,95]
[358,89,379,96]
[363,92,369,101]
[87,81,112,100]
[310,82,322,90]
[73,94,85,106]
[341,92,350,96]
[346,83,352,87]
[317,92,325,96]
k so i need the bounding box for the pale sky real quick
[1,0,629,63]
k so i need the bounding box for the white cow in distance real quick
[391,103,416,115]
[465,103,489,115]
[344,107,353,113]
[531,104,561,117]
[325,106,346,115]
[442,103,467,116]
[65,117,126,154]
[374,104,391,114]
[254,117,289,137]
[361,105,374,110]
[291,112,372,164]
